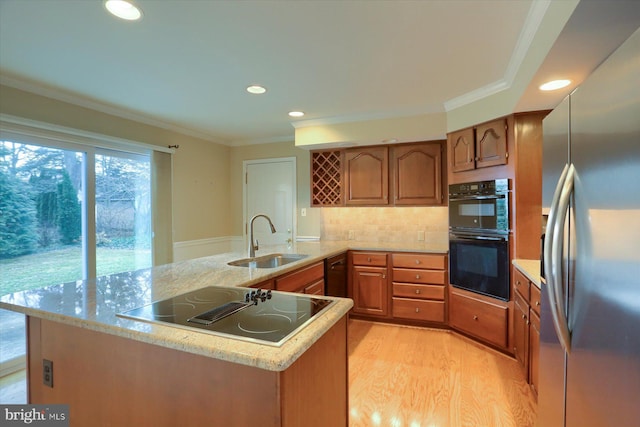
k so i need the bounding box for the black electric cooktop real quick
[117,286,333,347]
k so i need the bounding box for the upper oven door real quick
[448,193,508,233]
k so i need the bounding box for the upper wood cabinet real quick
[449,118,508,173]
[311,140,445,207]
[344,146,389,206]
[311,150,343,206]
[390,142,444,205]
[450,127,475,172]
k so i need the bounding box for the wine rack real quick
[311,150,343,206]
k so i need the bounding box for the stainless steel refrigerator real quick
[538,26,640,427]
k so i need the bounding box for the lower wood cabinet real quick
[275,261,325,295]
[449,288,508,350]
[352,265,389,317]
[529,283,541,396]
[391,253,447,324]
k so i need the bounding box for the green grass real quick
[0,247,151,296]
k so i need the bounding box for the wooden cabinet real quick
[311,150,343,206]
[449,288,509,350]
[448,118,508,173]
[311,140,445,207]
[344,146,389,205]
[249,279,275,290]
[513,264,542,397]
[350,252,389,317]
[391,253,447,323]
[513,292,530,371]
[390,142,444,205]
[449,127,475,172]
[275,261,325,295]
[529,284,541,396]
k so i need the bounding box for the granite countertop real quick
[512,259,542,288]
[0,240,447,372]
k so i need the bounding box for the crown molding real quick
[444,0,551,112]
[0,73,231,146]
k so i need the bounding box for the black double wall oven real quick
[448,179,510,301]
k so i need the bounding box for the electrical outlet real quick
[348,230,355,240]
[43,359,53,387]
[417,230,425,241]
[301,208,307,217]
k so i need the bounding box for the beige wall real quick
[229,141,321,238]
[0,84,232,243]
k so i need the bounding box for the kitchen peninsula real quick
[0,240,447,426]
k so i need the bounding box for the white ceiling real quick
[0,1,638,146]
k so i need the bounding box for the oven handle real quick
[450,234,507,242]
[448,195,506,202]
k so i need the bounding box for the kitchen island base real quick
[26,316,348,427]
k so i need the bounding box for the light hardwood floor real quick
[348,319,537,427]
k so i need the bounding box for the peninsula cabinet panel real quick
[27,316,348,427]
[513,292,530,374]
[390,142,444,205]
[529,309,541,396]
[344,146,389,205]
[449,289,508,350]
[449,127,475,172]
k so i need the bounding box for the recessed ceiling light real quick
[104,0,143,21]
[246,85,267,95]
[288,111,305,118]
[539,79,571,91]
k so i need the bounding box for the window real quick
[0,117,172,383]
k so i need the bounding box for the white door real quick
[244,157,296,252]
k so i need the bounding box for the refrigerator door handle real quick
[551,163,575,353]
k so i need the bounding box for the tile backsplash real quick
[320,207,448,245]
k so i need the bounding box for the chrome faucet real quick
[248,214,277,258]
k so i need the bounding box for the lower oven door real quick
[449,232,510,301]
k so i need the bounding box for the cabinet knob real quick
[415,308,420,313]
[473,315,478,320]
[536,301,540,306]
[415,260,420,265]
[415,289,421,294]
[382,274,386,279]
[367,257,372,262]
[522,314,526,320]
[516,280,521,286]
[415,274,421,280]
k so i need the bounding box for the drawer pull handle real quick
[415,260,420,265]
[415,289,421,294]
[415,308,420,313]
[367,257,372,262]
[415,274,421,279]
[473,315,478,320]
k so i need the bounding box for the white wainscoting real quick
[173,236,244,262]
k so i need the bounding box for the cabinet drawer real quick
[352,252,387,267]
[392,268,445,285]
[449,291,508,349]
[392,283,444,300]
[392,253,445,270]
[530,284,541,316]
[276,262,324,293]
[392,298,445,323]
[304,279,325,296]
[513,268,531,302]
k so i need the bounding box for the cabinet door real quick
[391,142,443,205]
[449,127,475,172]
[344,146,389,205]
[513,292,530,375]
[352,266,388,316]
[475,118,507,169]
[529,309,540,395]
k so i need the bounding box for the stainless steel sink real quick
[227,253,308,268]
